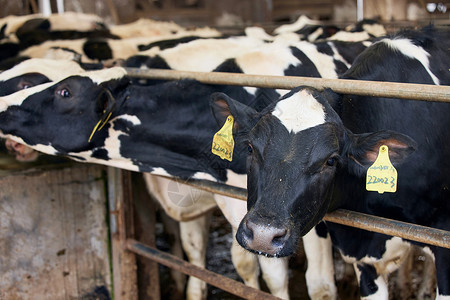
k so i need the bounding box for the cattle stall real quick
[0,7,449,299]
[106,69,450,299]
[1,69,448,299]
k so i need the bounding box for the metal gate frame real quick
[109,69,450,300]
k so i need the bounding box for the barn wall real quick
[0,164,112,299]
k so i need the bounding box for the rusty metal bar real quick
[125,68,450,103]
[126,239,281,300]
[324,210,450,249]
[163,176,450,249]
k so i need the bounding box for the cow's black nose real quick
[240,219,289,256]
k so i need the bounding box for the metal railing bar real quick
[324,210,450,249]
[126,239,281,300]
[163,176,450,249]
[125,68,450,103]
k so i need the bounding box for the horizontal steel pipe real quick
[323,210,450,249]
[126,239,281,300]
[164,176,450,249]
[125,68,450,103]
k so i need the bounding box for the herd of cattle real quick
[0,12,449,300]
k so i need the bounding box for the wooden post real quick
[108,167,138,299]
[132,172,161,300]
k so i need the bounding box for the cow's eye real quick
[247,144,253,154]
[57,88,71,98]
[19,82,32,89]
[326,157,337,167]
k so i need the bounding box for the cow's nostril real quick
[243,219,289,255]
[272,228,289,246]
[241,220,254,241]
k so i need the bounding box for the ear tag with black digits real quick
[366,145,398,194]
[211,115,234,161]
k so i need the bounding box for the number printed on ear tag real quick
[366,145,398,194]
[211,115,234,162]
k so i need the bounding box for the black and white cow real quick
[0,58,85,95]
[0,33,352,298]
[210,26,450,298]
[0,29,372,299]
[273,15,386,42]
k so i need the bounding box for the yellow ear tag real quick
[88,112,113,143]
[211,115,234,162]
[366,145,398,194]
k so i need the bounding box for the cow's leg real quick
[231,228,261,289]
[353,263,389,300]
[258,256,290,299]
[417,247,436,299]
[303,223,337,300]
[180,212,212,300]
[159,212,186,294]
[351,237,411,300]
[216,194,261,289]
[218,196,292,298]
[432,246,450,299]
[215,172,290,297]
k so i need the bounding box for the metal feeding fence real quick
[109,68,450,300]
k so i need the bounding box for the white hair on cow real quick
[0,134,58,156]
[327,42,351,68]
[66,115,142,172]
[0,14,38,36]
[274,15,321,35]
[272,89,326,134]
[20,39,88,60]
[45,12,104,32]
[235,42,300,96]
[362,23,387,37]
[153,36,265,72]
[110,18,184,39]
[0,58,84,82]
[0,82,54,111]
[381,38,440,85]
[245,27,275,41]
[78,67,127,85]
[0,12,104,37]
[292,41,339,79]
[327,31,371,42]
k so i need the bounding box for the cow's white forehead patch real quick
[78,67,127,85]
[381,38,440,85]
[272,89,326,133]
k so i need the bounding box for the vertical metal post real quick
[108,167,138,299]
[39,0,52,15]
[357,0,364,21]
[56,0,64,14]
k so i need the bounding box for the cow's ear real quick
[210,92,258,133]
[347,130,417,170]
[322,88,342,115]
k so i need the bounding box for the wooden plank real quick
[108,168,138,300]
[0,165,111,299]
[132,172,161,300]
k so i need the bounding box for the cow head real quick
[0,67,130,155]
[0,58,86,96]
[211,86,416,257]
